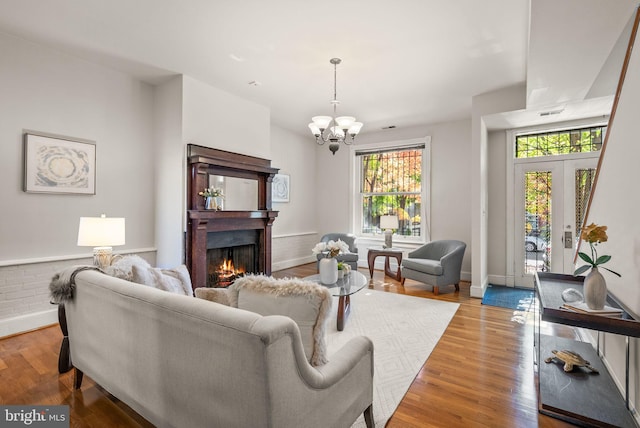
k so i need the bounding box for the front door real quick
[514,157,598,287]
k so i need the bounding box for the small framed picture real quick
[272,173,290,203]
[23,132,96,195]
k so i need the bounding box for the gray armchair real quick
[401,240,466,295]
[316,233,359,271]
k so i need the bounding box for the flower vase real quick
[319,257,338,285]
[584,267,607,310]
[205,197,216,210]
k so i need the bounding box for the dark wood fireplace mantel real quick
[185,145,279,290]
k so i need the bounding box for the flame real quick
[218,259,245,274]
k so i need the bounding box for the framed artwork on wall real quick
[23,132,96,195]
[272,173,290,203]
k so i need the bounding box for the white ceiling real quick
[0,0,637,135]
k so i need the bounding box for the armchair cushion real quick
[401,258,443,276]
[196,275,332,366]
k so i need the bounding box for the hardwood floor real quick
[0,264,576,427]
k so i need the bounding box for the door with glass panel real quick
[514,158,597,287]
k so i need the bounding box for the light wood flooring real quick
[0,264,576,427]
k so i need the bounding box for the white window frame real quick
[350,137,431,245]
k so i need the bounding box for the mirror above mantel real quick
[209,175,258,211]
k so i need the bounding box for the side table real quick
[367,247,403,281]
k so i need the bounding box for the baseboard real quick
[0,308,58,338]
[470,277,488,299]
[488,275,508,286]
[272,256,316,272]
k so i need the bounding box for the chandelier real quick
[308,58,363,155]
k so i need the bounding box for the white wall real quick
[0,33,156,260]
[153,76,183,267]
[0,33,156,334]
[582,25,640,410]
[270,125,319,270]
[487,130,508,282]
[471,84,526,296]
[182,76,270,159]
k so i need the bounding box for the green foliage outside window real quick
[360,148,422,237]
[515,126,606,158]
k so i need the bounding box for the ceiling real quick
[0,0,637,135]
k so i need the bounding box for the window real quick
[355,140,428,240]
[515,125,606,158]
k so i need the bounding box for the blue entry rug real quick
[482,285,534,310]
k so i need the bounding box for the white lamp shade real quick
[308,123,321,135]
[380,215,399,230]
[348,122,363,135]
[311,116,332,129]
[77,215,126,247]
[335,116,356,129]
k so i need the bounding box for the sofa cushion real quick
[402,258,443,276]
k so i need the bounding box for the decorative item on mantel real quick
[573,223,621,310]
[199,187,224,210]
[312,239,350,285]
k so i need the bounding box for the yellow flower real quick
[581,223,608,244]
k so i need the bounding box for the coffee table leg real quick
[337,295,351,331]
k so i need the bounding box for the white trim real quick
[273,231,317,239]
[0,247,156,267]
[272,255,316,272]
[350,137,432,242]
[0,309,58,338]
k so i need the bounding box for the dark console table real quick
[534,272,640,427]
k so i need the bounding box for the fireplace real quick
[206,230,259,287]
[186,145,279,291]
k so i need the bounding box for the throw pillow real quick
[103,255,152,282]
[131,264,194,296]
[230,275,332,366]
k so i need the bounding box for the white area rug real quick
[325,289,460,428]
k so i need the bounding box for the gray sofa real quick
[63,269,375,428]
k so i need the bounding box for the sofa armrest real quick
[309,336,374,387]
[195,287,232,306]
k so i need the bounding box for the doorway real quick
[514,157,597,287]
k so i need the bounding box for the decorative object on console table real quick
[380,215,399,249]
[77,214,126,269]
[312,239,350,285]
[23,132,96,195]
[573,223,621,310]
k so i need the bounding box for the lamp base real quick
[383,230,393,249]
[93,246,114,269]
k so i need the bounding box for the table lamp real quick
[380,215,399,248]
[77,214,125,269]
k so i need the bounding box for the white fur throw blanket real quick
[49,265,102,303]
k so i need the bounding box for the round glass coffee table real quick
[304,271,368,331]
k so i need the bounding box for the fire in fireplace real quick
[206,234,258,287]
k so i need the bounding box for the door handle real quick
[564,231,573,249]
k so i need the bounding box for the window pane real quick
[515,126,606,158]
[360,148,422,237]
